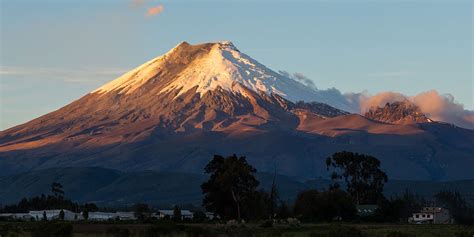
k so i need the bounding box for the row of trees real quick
[2,152,472,225]
[200,152,474,224]
[0,182,98,216]
[200,152,388,221]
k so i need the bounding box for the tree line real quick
[0,182,98,215]
[1,151,473,225]
[200,152,474,224]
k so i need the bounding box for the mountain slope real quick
[0,41,345,152]
[1,167,473,206]
[0,41,473,181]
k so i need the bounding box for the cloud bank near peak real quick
[282,71,474,130]
[358,90,474,129]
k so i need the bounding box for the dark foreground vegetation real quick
[1,221,474,237]
[1,152,474,237]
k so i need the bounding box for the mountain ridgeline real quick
[0,41,473,180]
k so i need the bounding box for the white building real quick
[87,211,117,221]
[180,210,193,220]
[156,210,193,220]
[116,211,136,220]
[0,213,34,221]
[411,207,451,224]
[29,209,77,221]
[205,212,219,220]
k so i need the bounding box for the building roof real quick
[88,212,116,216]
[116,212,135,217]
[29,209,73,215]
[158,210,193,216]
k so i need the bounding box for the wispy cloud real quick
[278,71,318,90]
[146,5,164,17]
[0,66,128,83]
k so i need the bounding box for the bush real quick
[30,222,73,237]
[192,210,207,222]
[386,231,416,237]
[294,189,356,222]
[310,226,363,237]
[259,220,273,228]
[143,223,210,237]
[455,231,474,237]
[0,223,21,236]
[105,226,130,237]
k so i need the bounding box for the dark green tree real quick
[51,182,65,199]
[59,209,65,220]
[201,154,259,221]
[276,201,291,219]
[326,151,388,204]
[294,189,356,222]
[82,210,89,220]
[374,190,425,223]
[245,190,271,220]
[192,210,207,222]
[269,174,279,219]
[133,203,150,221]
[83,203,98,212]
[435,190,474,224]
[173,205,182,221]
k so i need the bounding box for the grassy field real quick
[1,221,474,237]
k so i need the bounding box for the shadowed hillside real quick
[1,167,473,207]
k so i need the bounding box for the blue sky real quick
[1,0,472,130]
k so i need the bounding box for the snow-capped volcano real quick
[1,41,473,181]
[0,41,348,152]
[93,41,325,103]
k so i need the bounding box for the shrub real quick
[310,226,363,237]
[386,231,416,237]
[259,220,273,228]
[294,189,356,222]
[455,231,474,237]
[105,226,130,237]
[30,222,73,237]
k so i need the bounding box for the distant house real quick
[156,210,173,219]
[180,210,194,220]
[29,209,77,221]
[356,205,378,217]
[205,212,219,220]
[87,212,117,221]
[156,210,193,220]
[411,207,451,224]
[116,212,136,220]
[0,213,34,221]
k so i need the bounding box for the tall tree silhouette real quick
[201,154,259,221]
[326,151,388,204]
[269,171,279,219]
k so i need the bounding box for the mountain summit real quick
[0,41,473,180]
[93,41,321,102]
[365,101,432,125]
